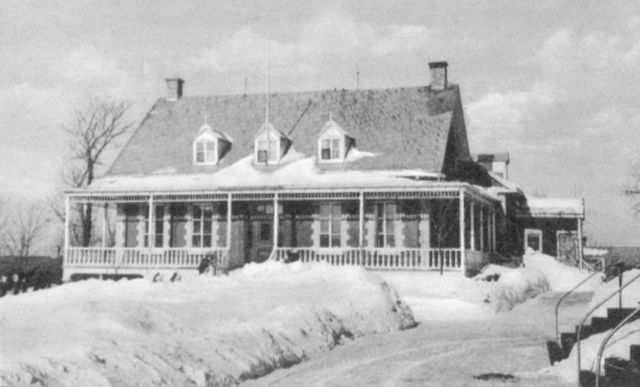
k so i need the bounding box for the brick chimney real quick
[165,78,185,101]
[428,61,448,91]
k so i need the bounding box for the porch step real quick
[607,308,640,326]
[548,310,636,365]
[591,316,614,332]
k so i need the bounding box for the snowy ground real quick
[244,253,633,387]
[0,262,414,386]
[3,252,638,387]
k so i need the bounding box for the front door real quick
[524,228,542,254]
[251,220,273,262]
[557,230,579,266]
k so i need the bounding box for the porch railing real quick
[65,247,228,269]
[272,247,463,270]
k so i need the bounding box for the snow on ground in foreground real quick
[378,264,550,318]
[545,319,640,383]
[523,251,600,292]
[0,262,414,387]
[542,269,640,383]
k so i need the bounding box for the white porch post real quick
[479,205,484,252]
[577,217,584,270]
[64,195,71,252]
[359,191,364,247]
[227,193,232,249]
[491,209,496,252]
[459,189,466,267]
[147,195,154,251]
[273,192,279,248]
[102,203,108,248]
[470,200,475,251]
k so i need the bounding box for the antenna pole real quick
[356,65,360,90]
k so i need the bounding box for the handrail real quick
[555,271,601,343]
[594,302,640,387]
[576,271,640,387]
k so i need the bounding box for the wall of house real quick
[513,217,579,257]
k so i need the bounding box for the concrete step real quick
[630,345,640,366]
[561,332,577,355]
[591,316,614,333]
[546,340,565,365]
[604,357,640,386]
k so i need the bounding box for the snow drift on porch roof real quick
[88,150,446,192]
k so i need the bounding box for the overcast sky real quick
[2,0,640,245]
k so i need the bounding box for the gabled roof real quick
[107,85,467,177]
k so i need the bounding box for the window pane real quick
[321,139,330,148]
[319,203,330,217]
[193,206,201,219]
[320,235,329,247]
[376,234,384,248]
[203,220,211,233]
[268,140,278,161]
[203,235,211,247]
[331,218,340,234]
[387,235,395,248]
[331,203,341,218]
[385,203,396,218]
[155,235,163,247]
[320,219,329,233]
[257,150,267,163]
[386,219,394,233]
[192,236,200,247]
[205,141,216,162]
[260,223,271,241]
[331,139,340,159]
[321,148,331,160]
[258,140,267,151]
[331,234,340,247]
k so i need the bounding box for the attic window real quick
[317,118,352,163]
[256,139,278,164]
[194,139,216,164]
[320,138,341,161]
[192,124,222,165]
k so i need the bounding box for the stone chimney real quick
[165,78,185,101]
[428,61,448,90]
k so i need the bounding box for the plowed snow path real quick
[244,292,592,387]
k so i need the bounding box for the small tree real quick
[0,200,50,257]
[63,97,134,246]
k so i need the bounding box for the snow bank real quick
[547,319,640,383]
[0,261,414,386]
[523,251,600,292]
[460,264,550,312]
[379,264,550,317]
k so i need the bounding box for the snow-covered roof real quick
[485,171,521,195]
[87,150,452,193]
[522,196,584,218]
[583,247,608,256]
[106,86,467,177]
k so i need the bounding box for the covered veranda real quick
[63,183,499,280]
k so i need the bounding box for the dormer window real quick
[195,139,216,164]
[320,138,341,161]
[192,123,232,165]
[257,138,278,163]
[254,123,291,165]
[317,117,354,163]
